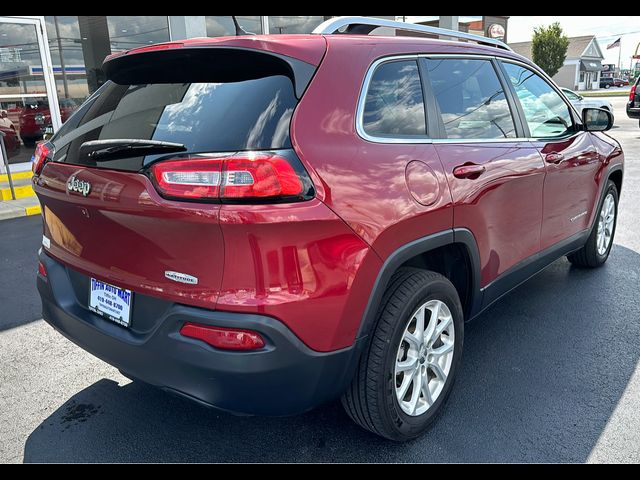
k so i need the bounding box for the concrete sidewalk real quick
[0,197,41,221]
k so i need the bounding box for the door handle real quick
[545,152,565,164]
[453,164,486,179]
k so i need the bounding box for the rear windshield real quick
[51,76,298,171]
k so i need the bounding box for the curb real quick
[0,199,42,221]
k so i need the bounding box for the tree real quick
[531,23,570,78]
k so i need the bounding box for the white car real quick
[562,88,615,124]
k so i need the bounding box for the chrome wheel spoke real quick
[413,307,426,343]
[421,375,433,407]
[396,356,418,373]
[408,370,422,415]
[430,339,454,357]
[397,373,413,401]
[429,361,447,383]
[430,315,453,345]
[424,302,440,343]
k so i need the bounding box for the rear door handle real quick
[545,153,565,164]
[453,164,486,179]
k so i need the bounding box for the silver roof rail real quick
[312,16,513,52]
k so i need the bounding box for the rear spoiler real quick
[103,45,318,99]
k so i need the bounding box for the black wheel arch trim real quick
[356,228,482,342]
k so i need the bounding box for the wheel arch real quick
[356,229,482,342]
[608,166,623,195]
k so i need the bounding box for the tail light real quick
[180,323,265,351]
[32,142,53,175]
[37,260,47,278]
[630,85,637,102]
[149,152,311,203]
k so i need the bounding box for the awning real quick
[580,60,603,72]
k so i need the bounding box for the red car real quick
[19,99,76,146]
[33,17,623,441]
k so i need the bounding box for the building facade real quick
[0,15,508,172]
[510,36,605,91]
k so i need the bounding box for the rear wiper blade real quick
[79,139,187,161]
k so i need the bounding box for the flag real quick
[607,38,621,49]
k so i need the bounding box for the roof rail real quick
[312,16,513,52]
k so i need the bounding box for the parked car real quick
[32,17,624,442]
[600,77,628,89]
[600,77,615,89]
[19,99,77,146]
[627,76,640,127]
[562,88,615,124]
[0,109,20,157]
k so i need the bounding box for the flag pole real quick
[618,39,622,77]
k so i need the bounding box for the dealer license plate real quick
[89,278,133,327]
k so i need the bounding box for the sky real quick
[508,16,640,69]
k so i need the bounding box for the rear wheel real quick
[568,180,618,268]
[342,268,464,441]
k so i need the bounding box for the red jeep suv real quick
[33,17,623,441]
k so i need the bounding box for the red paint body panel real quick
[217,199,381,352]
[34,162,225,309]
[533,132,605,250]
[291,37,454,261]
[111,35,327,66]
[435,142,546,286]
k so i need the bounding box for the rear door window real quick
[362,60,427,138]
[51,76,298,171]
[424,58,517,140]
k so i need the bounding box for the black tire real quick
[567,180,618,268]
[21,137,37,148]
[342,268,464,441]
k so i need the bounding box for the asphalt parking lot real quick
[1,97,639,463]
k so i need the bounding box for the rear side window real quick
[502,62,575,138]
[362,60,427,138]
[425,58,517,140]
[51,76,297,171]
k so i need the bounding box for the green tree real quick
[531,23,570,78]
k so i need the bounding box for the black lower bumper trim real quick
[37,252,362,416]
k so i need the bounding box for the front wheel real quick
[342,268,464,441]
[568,180,618,267]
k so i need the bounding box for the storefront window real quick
[107,16,170,53]
[44,16,170,120]
[0,22,47,96]
[268,16,326,34]
[206,16,262,36]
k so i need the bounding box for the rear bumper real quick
[627,104,640,119]
[37,252,362,416]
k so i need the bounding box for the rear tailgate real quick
[35,162,224,309]
[34,38,325,312]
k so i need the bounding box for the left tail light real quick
[32,142,53,175]
[149,151,313,203]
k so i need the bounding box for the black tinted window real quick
[52,76,297,170]
[363,60,427,137]
[425,58,516,140]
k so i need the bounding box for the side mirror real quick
[582,108,613,132]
